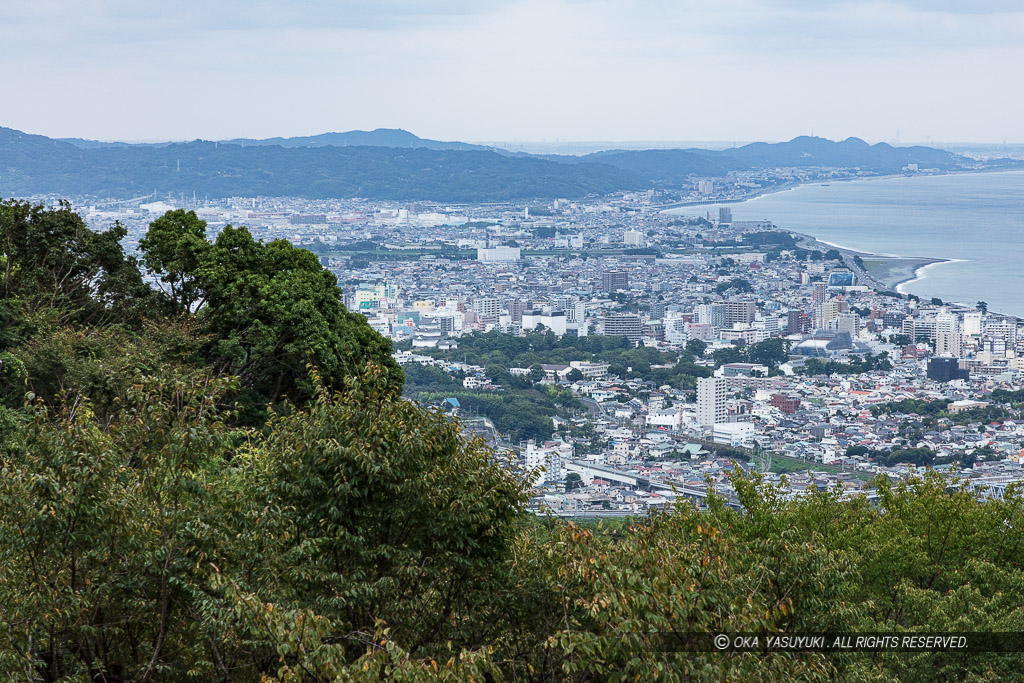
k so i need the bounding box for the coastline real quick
[661,168,1024,317]
[895,259,968,295]
[788,230,950,293]
[658,167,1024,213]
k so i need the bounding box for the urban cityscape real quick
[47,169,1024,520]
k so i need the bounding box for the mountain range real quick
[3,126,1018,202]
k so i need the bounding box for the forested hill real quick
[219,127,495,151]
[57,128,495,152]
[564,136,1007,184]
[3,126,1018,201]
[0,127,641,201]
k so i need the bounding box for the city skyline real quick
[3,0,1023,144]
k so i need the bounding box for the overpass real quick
[566,461,741,508]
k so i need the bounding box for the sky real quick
[2,0,1023,144]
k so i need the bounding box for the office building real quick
[603,314,643,345]
[602,270,630,292]
[725,299,756,326]
[477,246,521,262]
[927,358,969,383]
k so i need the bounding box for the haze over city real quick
[4,0,1024,144]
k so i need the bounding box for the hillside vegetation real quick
[4,127,1014,202]
[1,199,1023,681]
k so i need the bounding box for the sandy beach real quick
[790,232,949,292]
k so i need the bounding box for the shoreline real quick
[788,230,951,293]
[895,259,968,295]
[658,167,1024,213]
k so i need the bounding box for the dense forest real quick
[2,199,1024,681]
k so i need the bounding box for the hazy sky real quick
[3,0,1023,143]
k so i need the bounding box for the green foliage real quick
[798,353,892,376]
[138,208,211,314]
[870,398,1009,427]
[0,198,153,335]
[0,137,644,202]
[685,338,708,359]
[3,198,1024,681]
[714,278,752,294]
[137,211,403,421]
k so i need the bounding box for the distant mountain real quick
[220,128,495,152]
[56,128,496,153]
[2,127,1018,202]
[0,127,640,202]
[565,149,747,181]
[708,136,971,173]
[544,136,994,183]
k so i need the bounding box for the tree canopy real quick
[1,199,1022,681]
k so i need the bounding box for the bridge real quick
[565,461,741,508]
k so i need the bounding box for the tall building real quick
[472,297,501,317]
[962,311,983,336]
[623,229,644,247]
[812,282,828,305]
[697,377,728,427]
[602,270,629,293]
[508,298,527,323]
[664,315,689,344]
[698,180,714,195]
[927,358,969,383]
[786,310,806,335]
[718,207,732,224]
[695,303,726,328]
[477,246,521,262]
[814,301,840,329]
[602,314,643,345]
[566,300,586,325]
[936,332,964,357]
[834,312,860,337]
[936,309,959,335]
[725,299,756,326]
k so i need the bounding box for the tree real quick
[566,368,585,383]
[0,198,152,331]
[528,363,546,383]
[235,367,529,668]
[565,472,584,492]
[977,301,988,314]
[685,339,708,359]
[745,338,791,368]
[138,209,211,315]
[139,217,403,419]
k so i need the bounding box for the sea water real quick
[667,170,1024,317]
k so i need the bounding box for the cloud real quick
[0,0,1021,142]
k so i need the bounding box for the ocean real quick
[666,170,1024,317]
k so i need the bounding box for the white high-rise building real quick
[936,309,959,335]
[472,297,501,317]
[623,229,644,247]
[525,440,567,487]
[477,246,521,262]
[697,377,728,427]
[962,311,983,337]
[664,315,689,344]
